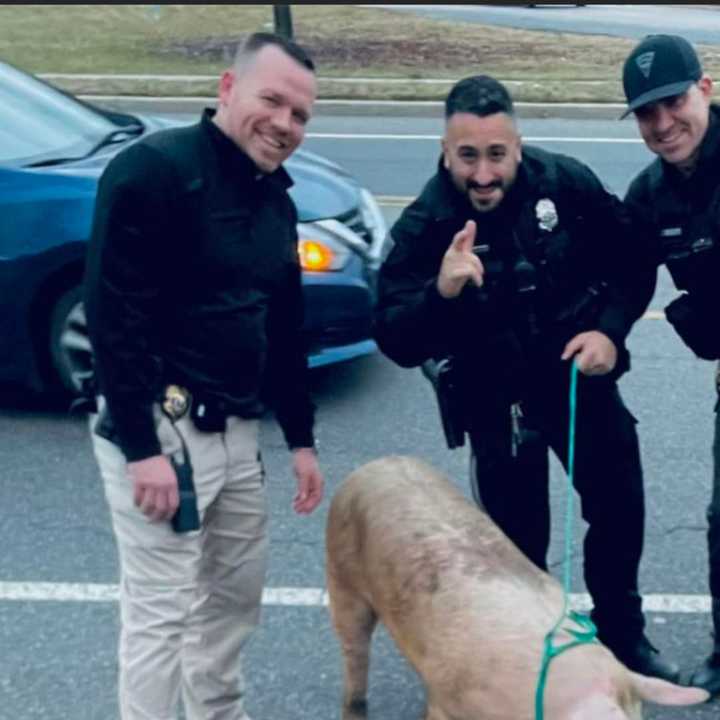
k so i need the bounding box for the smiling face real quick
[214,43,317,173]
[633,76,713,172]
[441,111,522,213]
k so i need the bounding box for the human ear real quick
[218,70,235,107]
[441,137,450,169]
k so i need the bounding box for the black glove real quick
[664,293,719,360]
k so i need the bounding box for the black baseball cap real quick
[621,34,702,119]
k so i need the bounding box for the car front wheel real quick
[48,286,93,396]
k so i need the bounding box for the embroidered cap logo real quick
[635,51,655,79]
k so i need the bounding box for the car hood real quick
[46,114,361,223]
[286,148,361,222]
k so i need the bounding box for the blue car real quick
[0,61,388,395]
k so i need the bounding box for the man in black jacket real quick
[621,33,720,695]
[84,33,323,719]
[374,74,678,680]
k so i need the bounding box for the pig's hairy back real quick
[326,455,645,720]
[327,455,564,642]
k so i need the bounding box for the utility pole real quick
[273,5,294,40]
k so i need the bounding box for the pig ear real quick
[630,672,710,706]
[566,693,631,720]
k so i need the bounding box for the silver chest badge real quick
[535,198,558,232]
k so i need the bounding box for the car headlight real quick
[298,239,335,271]
[297,222,352,271]
[359,187,390,265]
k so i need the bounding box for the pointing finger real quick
[452,220,477,253]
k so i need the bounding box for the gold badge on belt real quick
[163,384,190,421]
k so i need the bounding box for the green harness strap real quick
[534,361,599,720]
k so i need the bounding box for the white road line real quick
[0,582,329,606]
[307,133,642,143]
[0,582,121,602]
[0,582,708,612]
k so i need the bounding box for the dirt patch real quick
[160,37,238,63]
[162,31,630,78]
[288,36,524,72]
[162,34,493,70]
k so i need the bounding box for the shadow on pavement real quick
[308,352,390,402]
[0,383,75,413]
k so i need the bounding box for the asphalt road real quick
[1,113,718,719]
[367,4,720,45]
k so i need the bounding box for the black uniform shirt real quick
[375,147,652,366]
[625,106,720,340]
[626,105,720,267]
[85,110,315,461]
[374,146,654,411]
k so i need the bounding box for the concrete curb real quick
[81,94,627,120]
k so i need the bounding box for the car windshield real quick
[0,61,118,166]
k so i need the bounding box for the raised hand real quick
[437,220,485,299]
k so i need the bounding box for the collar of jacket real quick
[427,154,532,224]
[200,107,294,191]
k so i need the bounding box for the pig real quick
[325,455,709,720]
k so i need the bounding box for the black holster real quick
[93,400,200,533]
[421,357,465,449]
[169,443,200,533]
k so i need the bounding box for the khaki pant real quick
[91,407,268,720]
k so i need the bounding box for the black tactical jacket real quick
[374,145,654,424]
[85,110,315,461]
[625,105,720,360]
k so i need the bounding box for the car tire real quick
[48,285,93,396]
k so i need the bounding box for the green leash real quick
[534,361,599,720]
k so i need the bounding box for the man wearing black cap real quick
[622,34,720,695]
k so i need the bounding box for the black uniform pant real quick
[707,365,720,607]
[469,377,646,646]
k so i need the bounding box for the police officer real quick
[374,74,679,681]
[621,34,720,694]
[84,33,324,719]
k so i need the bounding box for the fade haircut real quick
[445,75,514,120]
[234,32,315,74]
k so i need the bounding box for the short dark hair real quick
[235,32,315,73]
[445,75,514,119]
